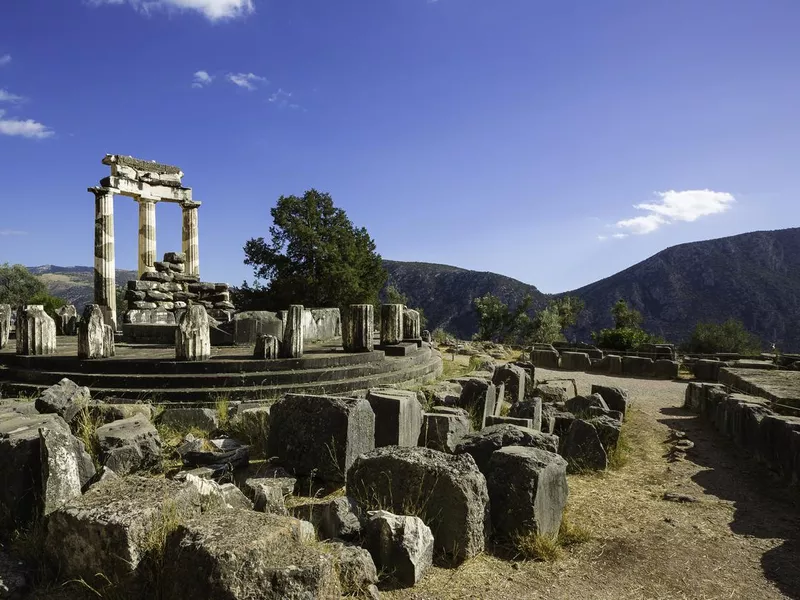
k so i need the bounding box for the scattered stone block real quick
[588,415,621,452]
[540,403,558,434]
[365,510,433,587]
[591,385,631,417]
[245,477,295,514]
[531,347,560,369]
[87,401,153,425]
[0,303,10,349]
[325,541,379,598]
[96,416,162,475]
[622,356,655,377]
[16,305,56,356]
[268,394,375,484]
[55,305,78,336]
[348,446,489,562]
[35,378,91,426]
[161,510,340,600]
[486,446,568,539]
[560,351,591,371]
[564,393,609,415]
[484,415,533,428]
[45,477,212,591]
[454,423,559,473]
[280,304,304,359]
[39,426,96,516]
[562,419,608,472]
[509,398,542,431]
[175,305,210,361]
[229,406,270,446]
[419,408,471,453]
[158,407,218,432]
[290,496,362,541]
[254,334,280,359]
[654,359,679,379]
[366,388,423,447]
[535,384,569,404]
[693,359,722,382]
[492,363,526,403]
[427,381,463,406]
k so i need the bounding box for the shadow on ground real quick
[658,406,800,599]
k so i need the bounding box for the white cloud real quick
[0,109,54,139]
[192,70,213,88]
[612,189,735,236]
[612,233,628,239]
[0,230,27,236]
[227,72,266,90]
[89,0,254,21]
[268,88,296,108]
[0,54,11,67]
[0,89,23,103]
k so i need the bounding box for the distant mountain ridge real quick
[29,227,800,351]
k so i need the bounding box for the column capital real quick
[181,200,202,209]
[88,186,115,197]
[134,196,160,205]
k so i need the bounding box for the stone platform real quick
[719,367,800,408]
[0,337,442,404]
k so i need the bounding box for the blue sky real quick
[1,0,798,293]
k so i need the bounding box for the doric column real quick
[137,198,157,276]
[281,305,304,358]
[343,304,374,352]
[380,304,404,345]
[90,187,117,330]
[182,201,200,277]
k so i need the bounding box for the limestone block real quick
[534,384,569,404]
[562,419,608,472]
[230,406,270,447]
[96,416,162,475]
[380,304,404,345]
[268,394,375,484]
[486,446,568,539]
[509,398,542,431]
[559,351,591,371]
[161,510,341,600]
[591,385,631,417]
[364,510,433,587]
[245,478,293,515]
[290,496,362,541]
[366,387,423,447]
[622,355,655,377]
[39,426,96,516]
[0,303,10,349]
[342,304,374,352]
[78,304,112,359]
[324,541,379,597]
[158,407,218,432]
[280,305,304,359]
[348,446,489,563]
[531,348,560,369]
[654,359,679,379]
[16,305,56,356]
[164,251,186,264]
[403,308,421,340]
[565,393,609,415]
[55,305,78,336]
[455,424,559,474]
[589,415,621,453]
[419,408,471,453]
[35,378,91,426]
[485,415,534,429]
[492,363,527,403]
[175,305,210,361]
[254,334,280,359]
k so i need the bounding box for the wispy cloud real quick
[0,54,11,67]
[268,88,300,109]
[192,70,213,88]
[0,109,54,139]
[0,229,27,236]
[608,189,735,237]
[88,0,254,21]
[0,89,23,103]
[227,72,266,90]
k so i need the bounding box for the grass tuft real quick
[513,531,561,562]
[609,422,633,470]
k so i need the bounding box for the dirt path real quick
[388,369,800,600]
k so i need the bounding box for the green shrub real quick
[683,319,761,354]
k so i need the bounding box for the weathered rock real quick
[325,541,379,597]
[181,437,249,471]
[39,426,96,516]
[380,304,404,346]
[365,510,433,587]
[454,424,559,473]
[421,330,431,343]
[55,305,78,336]
[268,394,375,484]
[427,381,463,406]
[564,393,609,416]
[78,304,110,360]
[175,305,210,361]
[534,384,569,404]
[87,401,153,425]
[484,415,533,428]
[0,303,10,349]
[654,359,679,379]
[622,356,655,377]
[158,407,218,432]
[290,496,362,541]
[0,400,39,416]
[96,416,162,475]
[164,251,186,264]
[230,406,270,446]
[366,388,423,447]
[44,477,210,591]
[280,304,304,359]
[693,359,722,382]
[560,351,591,371]
[342,304,375,352]
[531,347,560,369]
[181,473,229,512]
[588,415,621,452]
[562,419,608,472]
[254,334,280,359]
[15,305,56,355]
[486,446,568,539]
[492,363,526,403]
[540,403,558,434]
[35,378,91,426]
[419,408,471,452]
[591,385,631,417]
[245,477,295,514]
[348,446,489,562]
[403,308,421,340]
[509,398,543,431]
[161,510,340,600]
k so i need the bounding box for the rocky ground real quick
[387,366,800,600]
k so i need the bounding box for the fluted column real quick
[137,198,157,276]
[182,201,200,277]
[90,187,117,330]
[343,304,374,352]
[281,305,304,358]
[380,304,404,345]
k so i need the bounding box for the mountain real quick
[383,260,549,339]
[30,265,138,309]
[564,228,800,351]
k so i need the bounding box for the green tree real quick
[0,263,47,306]
[684,319,761,354]
[242,190,387,309]
[28,291,66,320]
[592,327,656,351]
[611,299,643,329]
[527,305,563,344]
[473,293,532,343]
[550,296,585,333]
